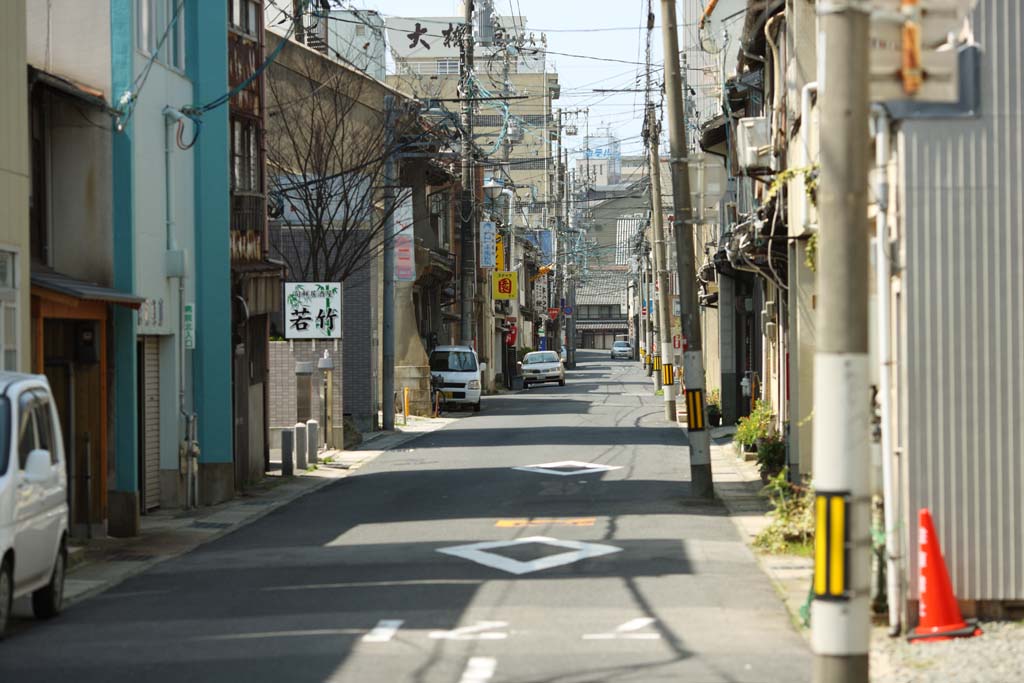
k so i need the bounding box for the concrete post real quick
[294,422,307,470]
[306,419,319,465]
[281,429,294,477]
[812,3,871,681]
[295,361,314,424]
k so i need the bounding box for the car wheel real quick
[559,379,565,386]
[473,401,481,413]
[32,539,66,619]
[0,556,12,639]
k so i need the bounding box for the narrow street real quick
[0,351,808,682]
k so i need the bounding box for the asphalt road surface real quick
[0,350,810,682]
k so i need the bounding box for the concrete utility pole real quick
[660,0,711,495]
[812,3,871,682]
[459,0,476,346]
[382,95,396,430]
[645,106,675,420]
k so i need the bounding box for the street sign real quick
[394,196,416,282]
[480,220,496,269]
[673,335,680,350]
[547,307,559,321]
[284,282,341,339]
[184,303,196,349]
[641,305,647,318]
[492,271,518,300]
[562,305,573,318]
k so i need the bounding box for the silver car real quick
[520,351,565,388]
[610,341,632,360]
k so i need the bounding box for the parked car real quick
[520,351,566,388]
[1,373,69,638]
[610,341,632,360]
[428,346,484,412]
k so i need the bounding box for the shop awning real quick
[574,320,629,331]
[32,270,145,309]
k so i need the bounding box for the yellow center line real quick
[495,518,596,528]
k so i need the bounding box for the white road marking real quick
[458,657,497,683]
[362,619,404,642]
[513,460,622,476]
[583,617,661,640]
[437,536,622,575]
[429,621,509,640]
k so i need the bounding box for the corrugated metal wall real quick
[898,0,1024,601]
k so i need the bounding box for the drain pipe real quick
[163,107,198,508]
[872,104,901,636]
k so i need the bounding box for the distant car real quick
[520,351,565,388]
[428,346,484,412]
[1,373,69,638]
[610,341,632,360]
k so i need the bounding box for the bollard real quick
[403,387,410,426]
[294,422,307,470]
[306,419,319,465]
[281,429,295,477]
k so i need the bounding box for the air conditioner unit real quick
[736,117,774,174]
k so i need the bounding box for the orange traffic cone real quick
[908,508,983,643]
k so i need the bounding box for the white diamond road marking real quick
[512,460,622,476]
[436,536,623,575]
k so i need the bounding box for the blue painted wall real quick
[110,0,137,492]
[187,1,232,465]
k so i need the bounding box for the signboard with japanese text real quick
[285,283,341,339]
[184,303,196,349]
[394,195,416,282]
[492,271,518,300]
[480,221,497,269]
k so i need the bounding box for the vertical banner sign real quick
[480,221,497,268]
[183,303,196,349]
[492,271,518,300]
[394,196,416,281]
[285,283,342,339]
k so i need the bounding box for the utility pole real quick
[645,106,675,419]
[459,0,476,346]
[553,108,564,352]
[382,95,396,430]
[812,3,871,682]
[661,0,712,496]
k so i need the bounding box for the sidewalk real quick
[707,426,814,634]
[58,416,456,610]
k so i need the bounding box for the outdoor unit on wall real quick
[736,117,774,174]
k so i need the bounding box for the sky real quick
[352,0,681,159]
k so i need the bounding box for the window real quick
[436,59,459,75]
[0,397,9,476]
[355,24,366,36]
[0,251,18,371]
[229,0,260,37]
[429,351,477,372]
[33,394,57,464]
[17,395,37,470]
[231,118,259,192]
[138,0,186,71]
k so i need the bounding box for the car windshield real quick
[613,342,630,348]
[430,351,477,372]
[524,352,559,364]
[0,396,8,476]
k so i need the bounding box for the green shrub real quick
[754,470,815,554]
[734,399,773,447]
[756,433,786,480]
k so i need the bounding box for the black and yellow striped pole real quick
[652,354,662,390]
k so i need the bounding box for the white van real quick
[0,373,69,638]
[428,345,484,412]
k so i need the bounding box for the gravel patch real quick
[871,621,1024,683]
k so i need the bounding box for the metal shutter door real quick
[143,336,161,511]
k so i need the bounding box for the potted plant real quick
[756,433,787,483]
[734,399,772,455]
[706,389,722,427]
